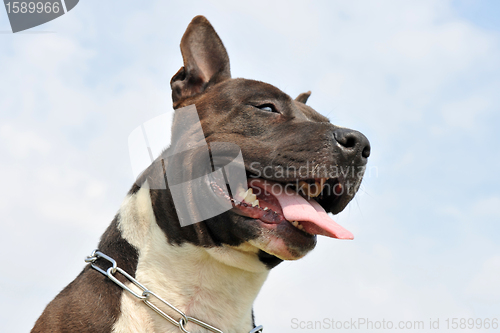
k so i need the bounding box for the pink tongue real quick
[250,179,354,239]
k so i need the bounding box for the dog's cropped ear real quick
[295,91,311,104]
[171,16,231,108]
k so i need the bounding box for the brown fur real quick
[32,16,370,332]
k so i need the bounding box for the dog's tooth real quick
[245,193,257,203]
[252,199,259,207]
[263,207,269,211]
[291,220,298,227]
[234,188,247,202]
[298,181,308,189]
[308,181,322,198]
[299,180,319,197]
[243,188,257,203]
[298,178,327,198]
[237,189,247,200]
[298,181,309,196]
[297,223,304,230]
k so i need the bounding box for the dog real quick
[32,16,370,333]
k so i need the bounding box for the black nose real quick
[333,128,371,159]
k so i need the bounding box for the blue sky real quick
[1,1,499,332]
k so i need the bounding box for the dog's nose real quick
[333,128,371,160]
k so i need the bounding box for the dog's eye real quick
[257,104,278,113]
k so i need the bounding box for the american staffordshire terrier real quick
[32,15,370,333]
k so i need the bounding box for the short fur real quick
[32,16,370,333]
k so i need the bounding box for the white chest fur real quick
[112,183,269,333]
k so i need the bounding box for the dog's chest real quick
[112,185,268,333]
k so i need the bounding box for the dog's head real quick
[143,16,370,267]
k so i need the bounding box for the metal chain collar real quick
[85,250,264,333]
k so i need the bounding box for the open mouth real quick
[210,174,354,240]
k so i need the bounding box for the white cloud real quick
[467,256,500,301]
[441,94,491,131]
[0,123,51,158]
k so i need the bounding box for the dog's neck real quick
[113,183,269,333]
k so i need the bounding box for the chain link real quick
[85,250,263,333]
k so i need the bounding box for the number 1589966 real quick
[5,2,60,14]
[445,318,498,330]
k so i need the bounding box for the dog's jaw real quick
[115,182,269,333]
